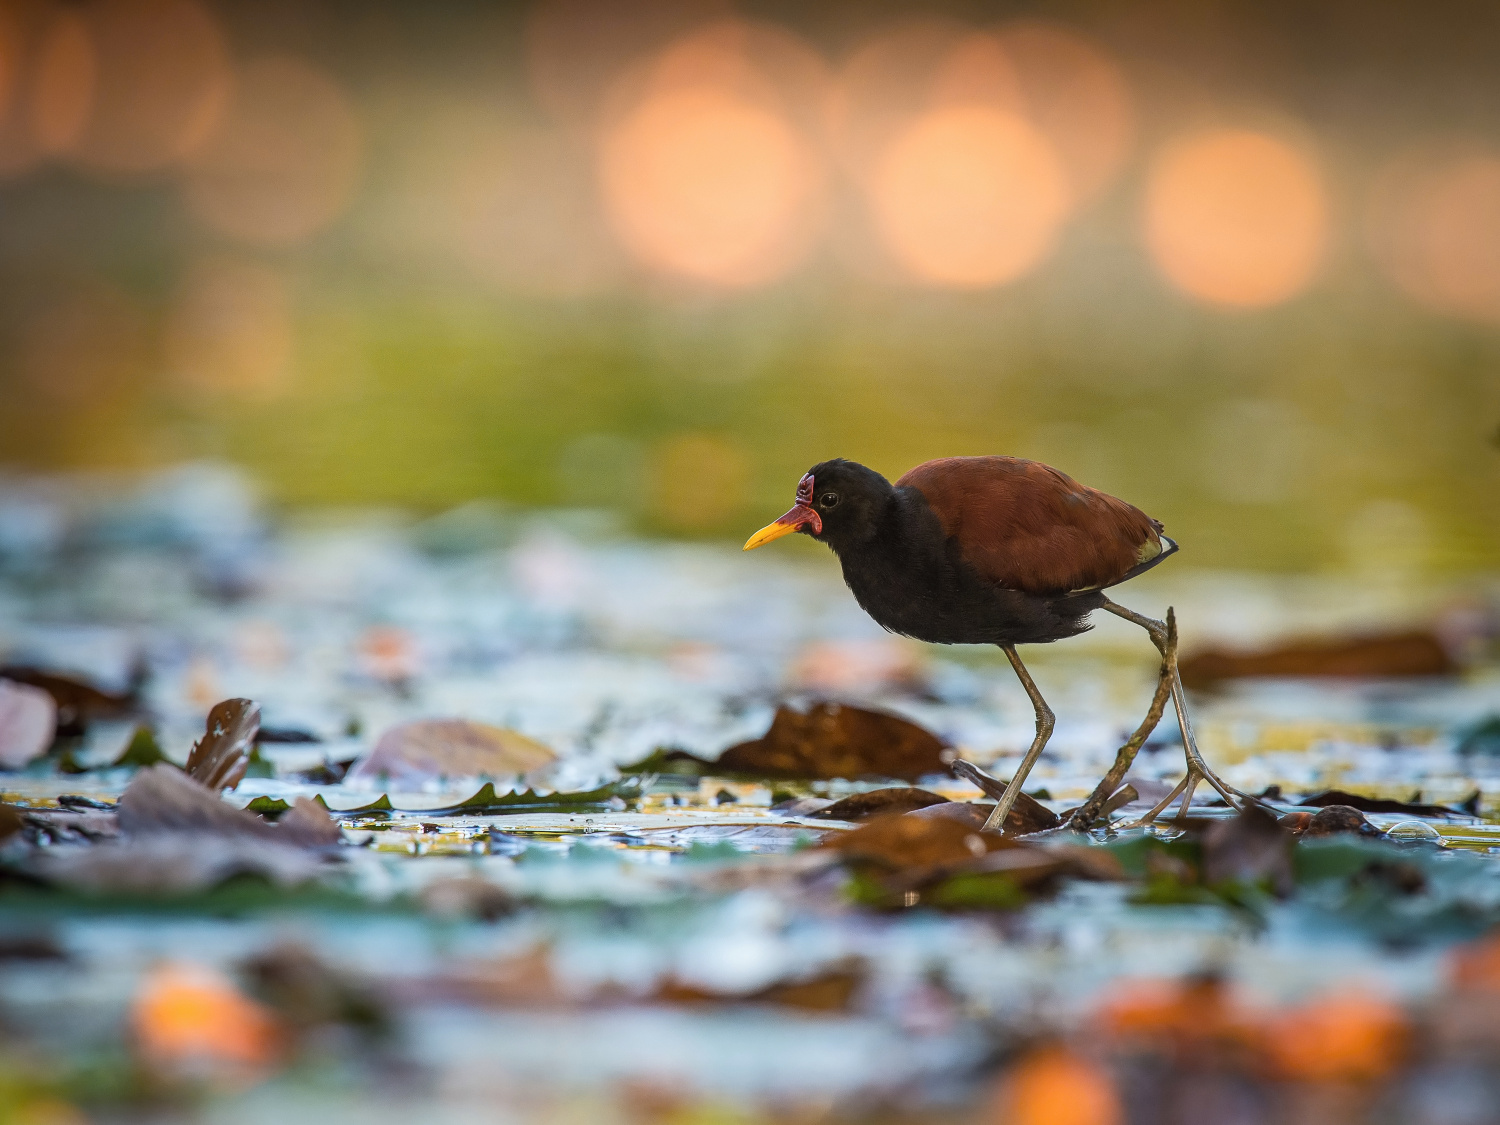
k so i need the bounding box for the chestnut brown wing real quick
[896,456,1167,596]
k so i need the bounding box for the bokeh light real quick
[991,1046,1123,1125]
[0,1,76,175]
[53,0,230,174]
[1366,143,1500,324]
[446,125,623,297]
[598,22,826,287]
[868,105,1070,288]
[1144,129,1327,307]
[29,8,93,156]
[182,56,362,247]
[986,22,1135,203]
[164,256,294,398]
[828,19,972,184]
[524,0,730,129]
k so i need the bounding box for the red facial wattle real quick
[743,473,822,550]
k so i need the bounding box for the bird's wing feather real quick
[896,456,1166,595]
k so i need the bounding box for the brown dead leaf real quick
[0,664,136,735]
[1180,629,1455,689]
[810,787,946,821]
[906,801,991,830]
[717,701,947,781]
[118,763,279,839]
[0,679,58,768]
[1301,804,1384,839]
[655,961,865,1013]
[184,698,260,791]
[36,765,334,892]
[947,759,1061,835]
[277,797,343,847]
[824,812,1014,873]
[347,719,556,787]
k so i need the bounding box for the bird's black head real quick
[743,458,894,555]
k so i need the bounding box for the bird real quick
[743,456,1247,832]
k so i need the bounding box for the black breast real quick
[831,488,1101,647]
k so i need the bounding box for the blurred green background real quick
[0,0,1496,573]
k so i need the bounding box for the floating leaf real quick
[1180,629,1456,688]
[347,719,556,788]
[113,726,168,769]
[717,701,947,782]
[324,794,394,818]
[810,787,946,822]
[421,777,642,815]
[244,796,292,820]
[1298,789,1470,818]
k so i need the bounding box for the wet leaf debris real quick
[0,464,1498,1123]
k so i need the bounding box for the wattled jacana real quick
[744,457,1247,831]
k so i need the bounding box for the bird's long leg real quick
[1099,597,1247,814]
[1067,611,1178,830]
[980,646,1055,834]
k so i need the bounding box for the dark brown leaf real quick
[0,665,136,735]
[947,759,1061,834]
[655,962,865,1013]
[824,812,1015,874]
[906,801,990,830]
[717,701,947,781]
[0,803,24,841]
[810,787,946,821]
[1298,789,1469,818]
[1301,805,1384,839]
[184,698,261,792]
[1179,630,1455,689]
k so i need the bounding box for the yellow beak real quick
[743,502,821,550]
[743,519,802,550]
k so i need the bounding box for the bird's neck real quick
[829,489,949,595]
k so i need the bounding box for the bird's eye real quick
[820,492,839,508]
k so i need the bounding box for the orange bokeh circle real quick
[868,105,1070,288]
[1144,129,1327,307]
[600,88,819,286]
[182,56,363,247]
[165,256,294,397]
[597,22,827,288]
[51,0,230,174]
[1367,144,1500,324]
